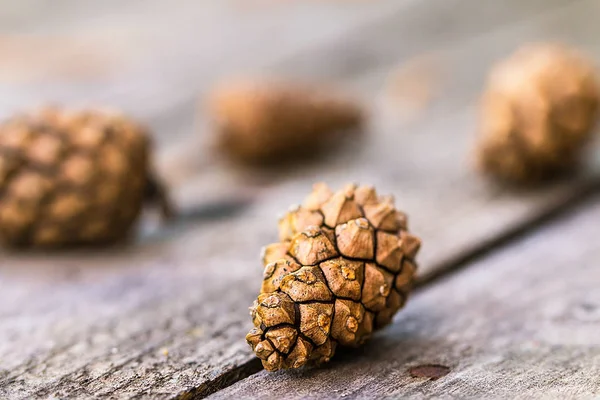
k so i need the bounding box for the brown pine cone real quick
[0,107,169,248]
[209,80,365,165]
[477,43,600,183]
[246,183,421,371]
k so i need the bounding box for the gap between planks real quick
[178,184,600,400]
[210,195,600,399]
[108,0,600,395]
[0,0,597,398]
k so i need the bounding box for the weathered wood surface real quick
[0,0,573,138]
[211,198,600,400]
[0,0,415,120]
[1,0,600,399]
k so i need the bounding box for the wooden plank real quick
[210,198,600,399]
[140,0,577,146]
[0,0,425,120]
[1,1,600,399]
[0,0,571,143]
[165,0,600,279]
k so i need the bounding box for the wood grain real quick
[0,0,440,121]
[0,0,571,140]
[1,0,600,399]
[210,198,600,399]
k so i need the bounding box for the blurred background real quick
[2,0,596,208]
[2,0,600,397]
[1,0,599,318]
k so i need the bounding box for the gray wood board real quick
[1,0,600,399]
[0,0,406,116]
[0,0,571,144]
[210,198,600,400]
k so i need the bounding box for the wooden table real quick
[1,1,600,398]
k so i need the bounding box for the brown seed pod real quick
[209,80,365,165]
[0,106,170,248]
[476,43,600,183]
[246,183,421,371]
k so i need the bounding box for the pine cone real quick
[209,80,364,165]
[246,183,421,371]
[477,43,600,182]
[0,107,169,248]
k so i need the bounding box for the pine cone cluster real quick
[246,183,421,371]
[0,107,164,248]
[209,80,364,165]
[477,43,600,182]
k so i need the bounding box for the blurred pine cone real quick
[0,107,168,248]
[246,183,421,371]
[209,80,365,165]
[477,43,600,182]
